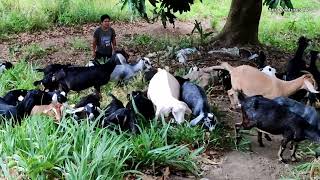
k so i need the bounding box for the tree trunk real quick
[214,0,262,46]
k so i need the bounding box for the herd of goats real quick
[0,36,320,163]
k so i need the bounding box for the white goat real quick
[147,68,192,124]
[110,57,152,81]
[208,62,319,108]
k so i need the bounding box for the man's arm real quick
[92,37,97,58]
[112,36,116,53]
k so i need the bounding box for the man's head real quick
[100,14,111,29]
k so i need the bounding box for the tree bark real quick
[214,0,262,46]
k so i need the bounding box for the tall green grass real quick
[0,0,131,35]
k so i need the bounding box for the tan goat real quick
[31,103,64,123]
[208,62,319,108]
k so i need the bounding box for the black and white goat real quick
[51,57,118,93]
[110,57,152,81]
[175,76,217,131]
[0,90,63,124]
[0,61,13,74]
[236,95,320,162]
[67,91,102,120]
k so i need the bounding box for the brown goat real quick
[208,62,319,108]
[31,103,63,123]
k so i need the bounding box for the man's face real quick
[101,18,110,29]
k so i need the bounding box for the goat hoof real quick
[259,143,265,147]
[278,158,288,164]
[291,157,298,162]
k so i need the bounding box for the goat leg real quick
[257,131,264,147]
[278,138,290,163]
[290,141,298,162]
[235,123,243,145]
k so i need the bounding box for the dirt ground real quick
[0,20,311,180]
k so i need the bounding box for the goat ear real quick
[304,80,319,93]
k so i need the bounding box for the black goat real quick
[100,93,137,133]
[236,95,320,162]
[175,76,217,131]
[287,36,311,102]
[104,93,124,118]
[126,90,155,120]
[2,89,29,106]
[286,36,310,81]
[52,57,118,93]
[306,51,320,106]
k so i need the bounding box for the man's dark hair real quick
[100,14,110,22]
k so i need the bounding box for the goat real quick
[51,57,118,93]
[110,57,152,81]
[31,103,64,123]
[286,36,311,81]
[184,66,220,90]
[147,68,192,124]
[175,76,217,131]
[101,108,137,133]
[207,62,319,109]
[1,89,29,106]
[236,95,320,162]
[68,91,102,120]
[305,51,320,106]
[99,93,137,133]
[0,90,57,124]
[126,90,155,120]
[0,61,13,74]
